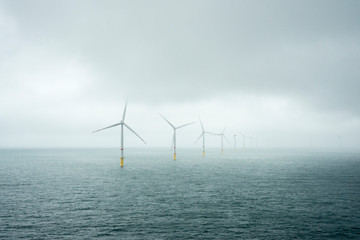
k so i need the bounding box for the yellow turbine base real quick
[221,149,224,154]
[174,153,176,160]
[203,151,205,157]
[121,157,124,167]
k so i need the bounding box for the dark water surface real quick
[1,148,359,239]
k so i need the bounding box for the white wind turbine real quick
[194,118,216,157]
[215,126,230,154]
[160,114,195,160]
[233,134,237,152]
[92,101,146,167]
[238,131,246,151]
[248,136,253,149]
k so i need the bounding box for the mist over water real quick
[1,1,360,238]
[1,148,359,239]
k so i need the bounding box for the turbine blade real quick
[92,122,121,133]
[194,133,204,144]
[224,135,231,144]
[222,125,227,134]
[205,131,218,135]
[159,114,175,129]
[199,118,204,131]
[122,100,128,121]
[176,122,196,129]
[123,123,147,144]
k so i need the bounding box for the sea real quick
[0,148,359,239]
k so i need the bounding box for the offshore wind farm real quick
[1,1,360,239]
[91,101,275,164]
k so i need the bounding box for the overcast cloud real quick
[0,0,359,149]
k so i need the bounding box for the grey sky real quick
[0,0,359,149]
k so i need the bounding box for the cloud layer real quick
[1,0,359,148]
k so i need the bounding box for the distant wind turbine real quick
[194,118,216,157]
[92,101,146,167]
[248,136,253,149]
[215,126,230,154]
[233,134,237,152]
[238,131,246,151]
[160,114,195,160]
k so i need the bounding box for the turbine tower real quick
[160,114,195,160]
[92,101,146,167]
[194,118,216,157]
[233,134,237,152]
[216,126,230,154]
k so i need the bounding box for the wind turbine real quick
[238,131,246,151]
[233,134,237,152]
[248,136,253,149]
[159,114,195,160]
[194,118,216,157]
[215,126,230,154]
[92,101,146,167]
